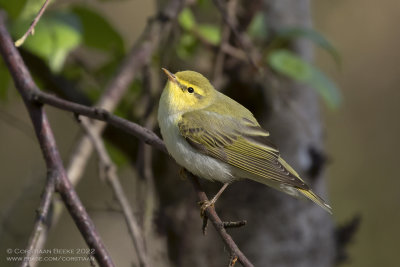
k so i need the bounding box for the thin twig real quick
[15,0,51,47]
[193,29,247,62]
[0,12,114,267]
[67,0,185,186]
[0,5,254,265]
[188,173,254,267]
[212,0,237,87]
[136,65,158,239]
[21,171,55,267]
[28,88,167,152]
[212,0,260,70]
[81,119,150,267]
[12,0,185,255]
[0,45,253,266]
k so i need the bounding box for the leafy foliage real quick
[247,13,268,41]
[268,49,341,109]
[177,8,221,59]
[0,0,28,19]
[246,12,341,108]
[0,1,341,111]
[275,27,340,66]
[72,6,124,54]
[197,24,221,45]
[0,0,127,106]
[11,11,82,72]
[178,8,196,31]
[177,33,197,59]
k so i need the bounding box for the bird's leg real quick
[199,182,230,217]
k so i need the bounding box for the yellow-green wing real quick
[178,109,309,190]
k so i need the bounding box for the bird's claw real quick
[198,200,214,218]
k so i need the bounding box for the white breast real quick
[158,104,234,183]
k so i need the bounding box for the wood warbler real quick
[158,68,332,214]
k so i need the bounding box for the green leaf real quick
[247,13,268,40]
[197,24,221,45]
[177,33,197,59]
[178,8,196,31]
[178,9,220,46]
[277,27,340,66]
[19,0,50,20]
[72,6,124,54]
[0,0,28,19]
[268,49,312,81]
[268,49,341,109]
[308,67,341,109]
[11,11,82,72]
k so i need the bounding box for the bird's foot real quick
[198,200,214,218]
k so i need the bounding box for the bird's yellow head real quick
[161,68,217,114]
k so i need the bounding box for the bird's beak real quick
[162,68,177,84]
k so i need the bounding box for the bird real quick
[157,68,332,214]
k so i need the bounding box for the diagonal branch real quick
[0,11,114,267]
[6,1,186,258]
[80,119,150,267]
[28,88,167,152]
[21,171,55,267]
[67,0,185,186]
[0,18,253,267]
[188,173,254,267]
[9,64,253,267]
[212,0,259,69]
[0,4,254,266]
[15,0,51,47]
[37,2,186,260]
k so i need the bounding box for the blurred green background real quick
[1,0,400,266]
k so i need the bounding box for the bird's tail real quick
[297,188,332,214]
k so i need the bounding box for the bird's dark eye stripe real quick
[187,87,194,93]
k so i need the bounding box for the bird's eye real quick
[187,87,194,93]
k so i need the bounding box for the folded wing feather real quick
[178,110,309,190]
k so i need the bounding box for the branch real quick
[29,88,167,152]
[21,171,55,267]
[0,4,254,265]
[13,0,186,258]
[0,11,114,267]
[15,0,51,47]
[136,65,158,238]
[67,0,185,186]
[212,0,259,70]
[13,68,253,267]
[212,0,236,86]
[80,119,150,267]
[188,173,254,267]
